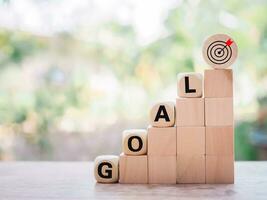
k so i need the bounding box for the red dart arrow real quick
[218,39,234,54]
[225,39,233,46]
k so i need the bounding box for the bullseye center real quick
[215,48,223,55]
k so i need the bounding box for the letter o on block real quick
[123,129,147,155]
[94,155,119,183]
[150,102,175,127]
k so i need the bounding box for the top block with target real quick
[150,102,175,127]
[177,72,203,98]
[202,34,238,69]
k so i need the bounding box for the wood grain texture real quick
[122,129,147,156]
[177,72,203,98]
[94,155,119,183]
[205,98,233,126]
[176,98,205,126]
[148,156,176,184]
[177,154,205,184]
[0,162,266,199]
[204,69,233,98]
[148,126,176,156]
[206,155,234,184]
[119,154,148,184]
[177,127,205,155]
[149,102,175,127]
[206,126,234,156]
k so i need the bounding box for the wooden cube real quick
[148,156,176,184]
[177,154,205,183]
[150,102,175,127]
[206,155,234,184]
[119,154,148,184]
[177,72,203,98]
[204,69,233,98]
[94,155,119,183]
[176,98,204,126]
[148,126,176,156]
[205,98,233,126]
[122,129,147,156]
[177,127,205,155]
[206,126,234,156]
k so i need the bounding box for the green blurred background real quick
[0,0,266,161]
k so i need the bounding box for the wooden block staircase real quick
[94,33,237,184]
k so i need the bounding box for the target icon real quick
[202,34,238,69]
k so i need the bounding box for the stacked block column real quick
[148,102,177,184]
[176,73,206,183]
[119,129,148,183]
[204,69,234,183]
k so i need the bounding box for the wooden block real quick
[150,102,175,127]
[177,127,205,155]
[206,126,234,156]
[177,154,205,183]
[176,98,204,126]
[204,69,233,97]
[122,129,147,156]
[94,155,119,183]
[119,154,148,184]
[202,34,238,69]
[206,155,234,184]
[177,72,203,98]
[148,156,176,184]
[148,126,176,156]
[205,98,233,126]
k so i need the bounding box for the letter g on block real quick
[94,155,119,183]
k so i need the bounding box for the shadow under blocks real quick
[94,33,237,184]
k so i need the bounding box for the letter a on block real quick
[177,73,203,98]
[150,102,175,127]
[94,155,119,183]
[155,105,170,122]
